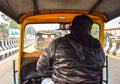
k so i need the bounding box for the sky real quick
[105,16,120,29]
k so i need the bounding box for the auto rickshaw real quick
[0,0,120,84]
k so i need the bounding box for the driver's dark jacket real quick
[36,33,105,84]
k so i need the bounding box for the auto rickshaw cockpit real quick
[1,0,120,84]
[19,12,105,84]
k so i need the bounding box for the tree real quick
[0,12,10,39]
[0,12,19,40]
[25,25,36,38]
[1,12,10,21]
[9,20,19,29]
[104,32,113,39]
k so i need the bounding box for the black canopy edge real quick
[0,7,18,23]
[100,13,120,23]
[106,13,120,23]
[89,0,103,14]
[33,0,39,15]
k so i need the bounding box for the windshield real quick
[24,23,100,52]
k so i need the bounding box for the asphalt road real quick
[0,53,18,84]
[107,56,120,84]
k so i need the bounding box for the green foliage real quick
[0,13,10,39]
[25,25,36,36]
[0,12,19,40]
[9,20,19,29]
[104,32,113,39]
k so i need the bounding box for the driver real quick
[36,15,105,84]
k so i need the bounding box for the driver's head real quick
[70,15,93,34]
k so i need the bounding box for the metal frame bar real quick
[103,55,109,84]
[89,0,103,14]
[33,0,39,15]
[13,60,16,84]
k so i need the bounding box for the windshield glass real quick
[24,23,100,52]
